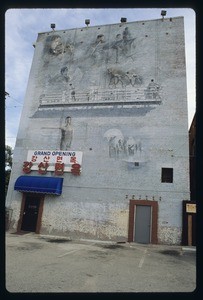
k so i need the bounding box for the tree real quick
[5,145,13,195]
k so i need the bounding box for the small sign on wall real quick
[186,203,196,214]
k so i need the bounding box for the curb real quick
[181,246,196,253]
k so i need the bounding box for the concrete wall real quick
[6,17,190,244]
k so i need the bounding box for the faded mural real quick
[60,116,73,150]
[7,17,189,245]
[103,128,147,166]
[37,25,163,108]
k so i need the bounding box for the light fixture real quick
[85,19,90,26]
[120,17,127,23]
[51,23,55,31]
[161,10,167,20]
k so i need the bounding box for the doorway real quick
[128,200,158,244]
[134,205,151,244]
[18,194,44,233]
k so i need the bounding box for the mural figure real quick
[60,66,70,82]
[104,129,146,165]
[96,34,105,44]
[107,68,142,88]
[60,116,73,149]
[104,129,124,159]
[145,79,161,99]
[112,27,136,63]
[125,137,136,156]
[123,27,130,41]
[125,71,142,86]
[112,34,125,63]
[108,68,125,88]
[64,41,74,61]
[109,136,124,158]
[47,65,71,86]
[71,90,77,101]
[49,35,64,55]
[90,34,107,65]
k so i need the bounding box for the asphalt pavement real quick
[5,231,196,293]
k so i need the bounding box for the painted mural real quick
[37,25,163,108]
[60,116,73,150]
[103,128,147,166]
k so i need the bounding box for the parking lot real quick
[5,232,196,293]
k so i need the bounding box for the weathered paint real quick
[6,17,190,244]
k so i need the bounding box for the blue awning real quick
[14,176,63,195]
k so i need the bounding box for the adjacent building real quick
[189,113,196,202]
[6,16,190,244]
[181,113,196,246]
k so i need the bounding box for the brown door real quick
[134,205,151,244]
[128,200,158,244]
[21,194,41,232]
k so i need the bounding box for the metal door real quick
[21,195,40,232]
[134,205,151,244]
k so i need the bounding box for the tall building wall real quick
[6,17,190,244]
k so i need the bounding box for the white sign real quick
[186,203,196,214]
[25,150,83,173]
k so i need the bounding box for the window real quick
[161,168,173,183]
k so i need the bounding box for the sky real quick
[5,8,196,149]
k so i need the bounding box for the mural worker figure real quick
[60,116,73,150]
[145,79,161,99]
